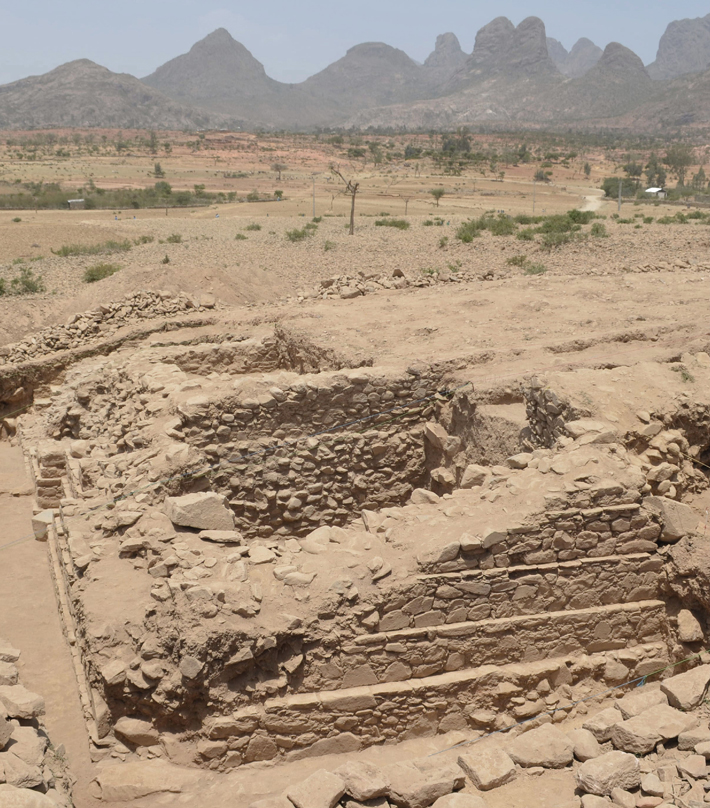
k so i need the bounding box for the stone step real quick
[301,600,669,692]
[207,640,670,768]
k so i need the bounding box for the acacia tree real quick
[430,188,445,207]
[272,162,287,181]
[331,166,359,235]
[664,145,694,187]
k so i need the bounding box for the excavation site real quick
[4,248,710,808]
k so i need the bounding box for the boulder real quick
[460,465,488,489]
[677,609,704,642]
[199,529,243,545]
[96,760,200,801]
[610,705,698,755]
[660,664,710,709]
[433,796,489,808]
[114,716,159,746]
[31,510,54,541]
[457,747,517,790]
[334,761,389,801]
[576,751,641,796]
[6,726,48,766]
[0,685,45,719]
[583,707,623,742]
[640,773,665,797]
[677,754,707,780]
[0,661,18,686]
[286,770,346,808]
[0,714,13,749]
[644,496,698,542]
[610,788,636,808]
[679,726,710,750]
[2,753,43,788]
[164,492,235,531]
[507,723,574,769]
[616,688,667,719]
[0,785,57,808]
[567,728,602,761]
[386,761,464,808]
[580,797,611,808]
[0,639,20,664]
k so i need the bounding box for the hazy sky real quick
[1,1,709,85]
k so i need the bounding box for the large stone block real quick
[0,784,57,807]
[644,496,698,542]
[114,716,159,747]
[334,761,389,802]
[457,747,517,790]
[0,685,45,719]
[507,723,574,769]
[286,770,346,808]
[660,664,710,710]
[576,751,641,796]
[610,704,698,755]
[165,492,235,531]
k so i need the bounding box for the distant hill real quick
[0,59,222,130]
[648,13,710,79]
[143,29,327,128]
[548,38,604,78]
[4,12,710,133]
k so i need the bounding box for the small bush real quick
[567,209,596,224]
[0,278,5,295]
[312,216,322,223]
[52,239,132,257]
[323,240,336,252]
[591,222,608,237]
[516,228,536,241]
[644,217,654,224]
[525,262,547,275]
[84,263,121,283]
[488,215,516,236]
[375,218,409,230]
[166,233,182,243]
[134,235,154,244]
[12,217,21,223]
[423,217,445,227]
[439,236,449,249]
[245,223,261,231]
[162,254,170,264]
[246,190,260,202]
[235,233,248,241]
[10,267,44,294]
[506,255,528,267]
[286,228,312,242]
[541,231,573,250]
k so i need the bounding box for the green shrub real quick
[488,215,517,236]
[162,254,170,264]
[312,216,322,223]
[591,222,608,237]
[323,240,336,252]
[525,262,547,275]
[375,218,409,230]
[514,214,544,225]
[516,228,536,241]
[12,217,21,223]
[286,227,312,242]
[235,233,247,241]
[439,236,449,249]
[245,223,261,231]
[456,220,483,242]
[506,255,528,267]
[0,278,5,295]
[246,190,260,202]
[52,239,132,257]
[166,233,182,243]
[541,231,573,250]
[567,209,596,224]
[644,217,654,224]
[84,263,121,283]
[134,235,154,244]
[10,267,44,294]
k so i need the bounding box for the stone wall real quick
[174,367,444,537]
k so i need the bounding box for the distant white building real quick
[67,199,85,210]
[645,187,667,199]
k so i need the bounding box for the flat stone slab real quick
[576,751,641,796]
[286,769,346,808]
[610,704,698,755]
[334,760,389,802]
[458,747,517,790]
[507,724,574,768]
[616,688,668,719]
[0,685,45,719]
[583,707,623,742]
[0,784,57,807]
[96,760,200,801]
[660,664,710,710]
[165,492,235,531]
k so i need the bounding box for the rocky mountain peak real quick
[424,33,466,69]
[648,13,710,80]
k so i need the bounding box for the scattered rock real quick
[507,723,574,768]
[164,492,235,531]
[0,686,45,719]
[660,664,710,710]
[460,465,488,489]
[96,760,199,801]
[334,761,389,802]
[286,769,346,808]
[0,784,57,807]
[677,754,707,780]
[644,496,698,542]
[433,795,489,808]
[677,609,704,642]
[610,704,697,755]
[386,761,464,808]
[567,728,602,761]
[576,751,641,796]
[114,716,159,746]
[583,707,623,742]
[458,747,517,790]
[616,688,668,719]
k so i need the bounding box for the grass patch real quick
[540,231,574,250]
[166,233,183,243]
[671,364,695,383]
[525,262,547,275]
[286,227,314,242]
[12,217,21,223]
[506,254,528,267]
[52,239,132,257]
[134,235,154,244]
[235,233,248,241]
[245,223,261,231]
[591,222,608,238]
[323,240,336,251]
[375,219,410,230]
[423,218,445,227]
[84,263,121,283]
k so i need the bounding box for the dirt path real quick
[0,442,100,807]
[580,188,606,211]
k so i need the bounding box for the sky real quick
[1,1,709,86]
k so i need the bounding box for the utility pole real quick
[618,179,622,214]
[533,180,536,215]
[312,175,316,219]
